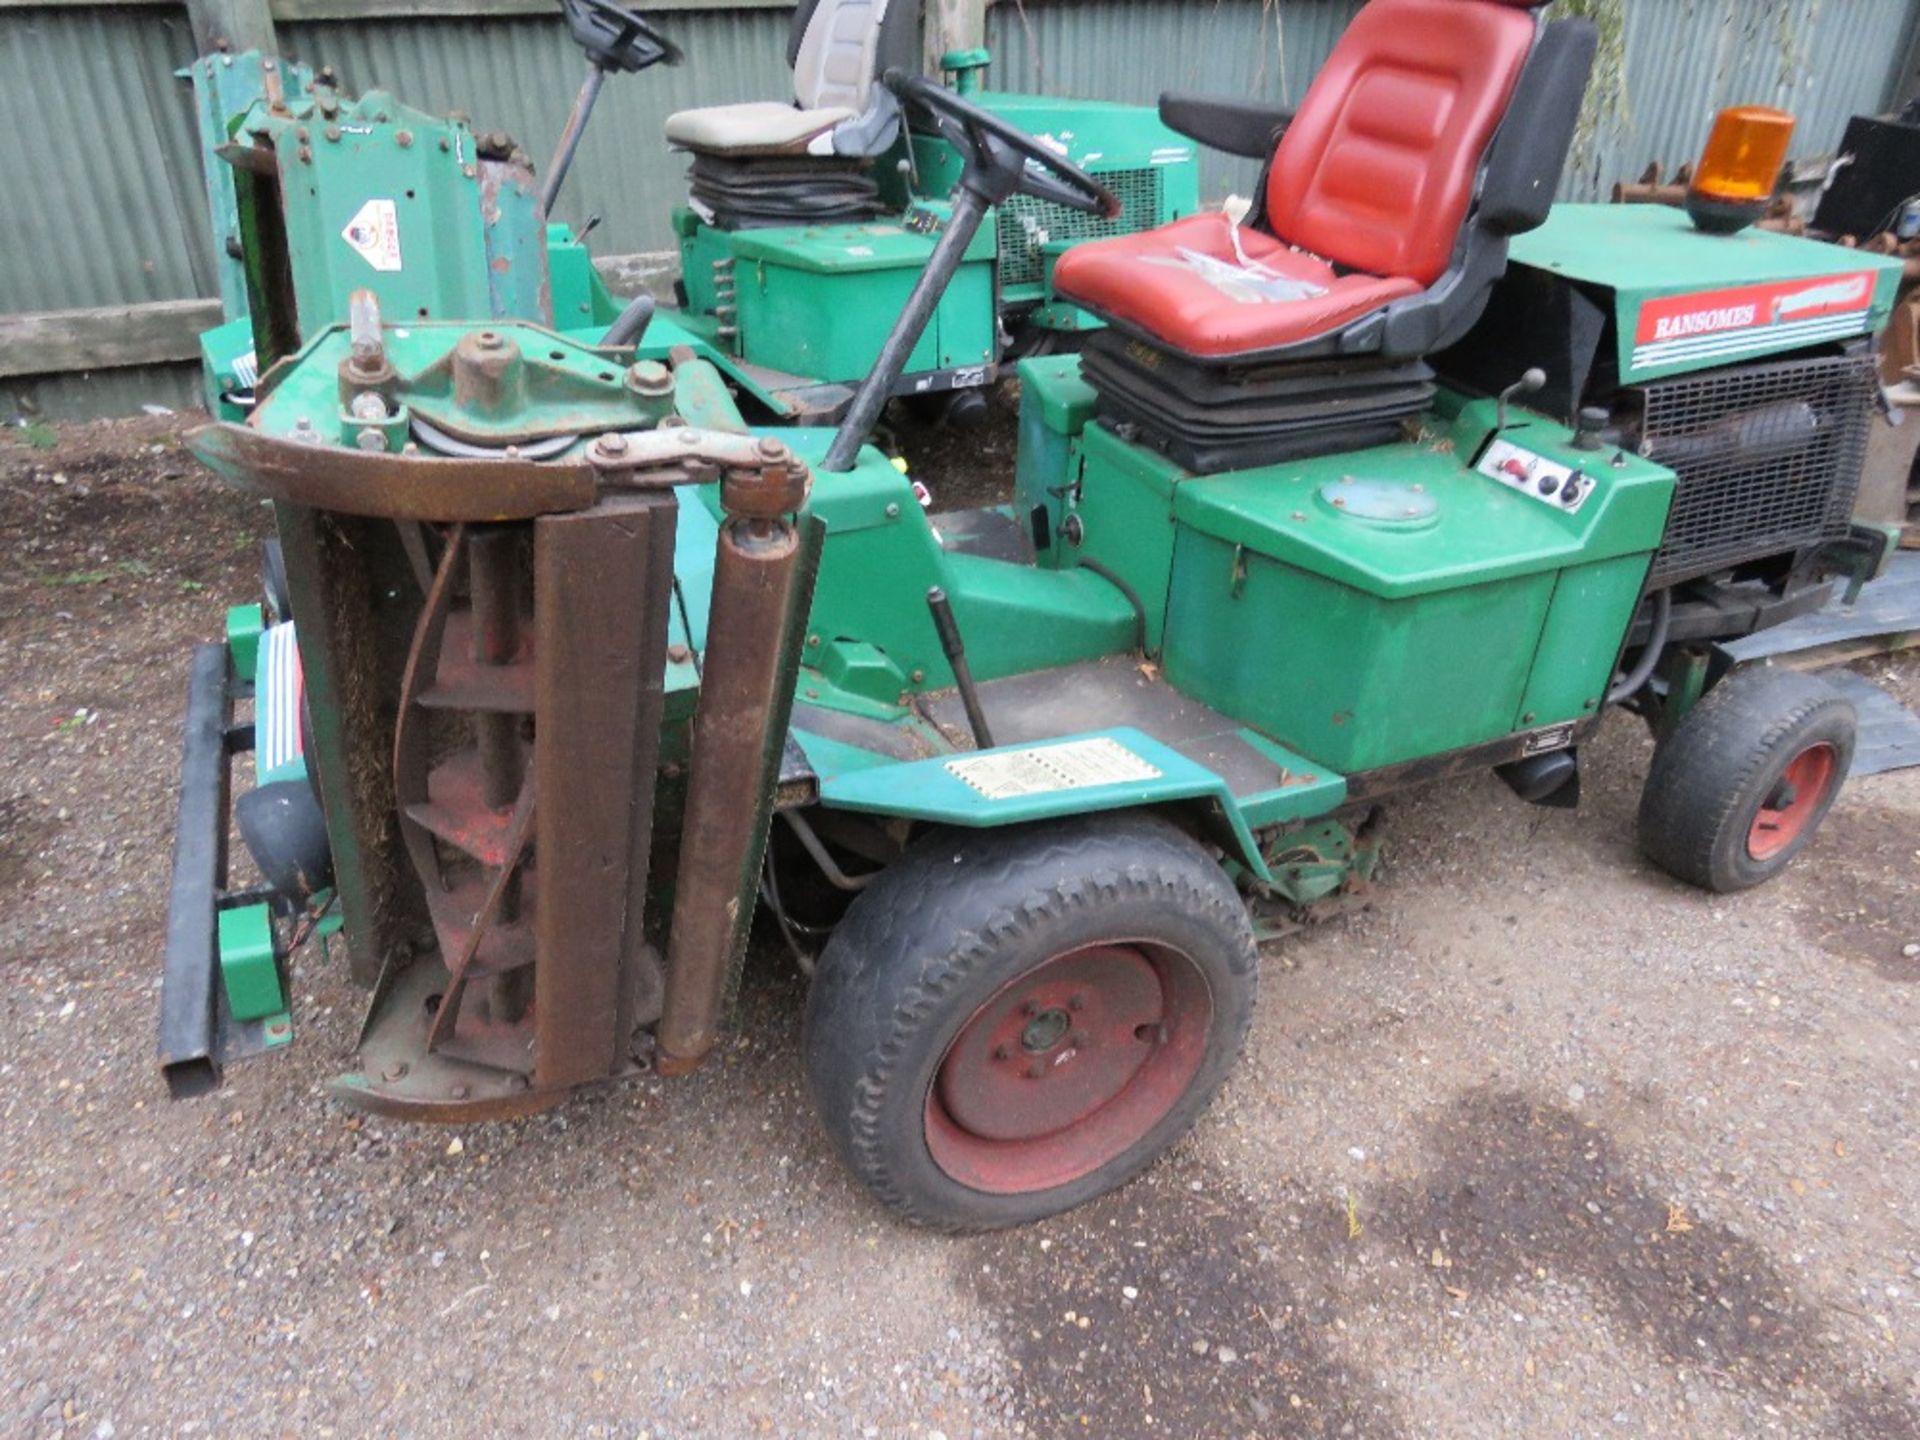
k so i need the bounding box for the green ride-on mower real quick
[662,0,1199,423]
[162,0,1903,1231]
[189,0,1200,431]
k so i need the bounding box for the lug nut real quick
[1026,1061,1047,1080]
[993,1043,1012,1062]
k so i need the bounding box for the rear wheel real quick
[803,813,1257,1230]
[1637,666,1855,893]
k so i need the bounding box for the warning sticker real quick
[341,198,403,272]
[946,738,1163,801]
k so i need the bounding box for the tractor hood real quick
[1507,203,1905,387]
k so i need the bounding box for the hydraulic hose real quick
[1606,587,1673,707]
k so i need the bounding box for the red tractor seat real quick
[1055,0,1572,366]
[1054,212,1423,360]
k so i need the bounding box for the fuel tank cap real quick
[1315,476,1440,529]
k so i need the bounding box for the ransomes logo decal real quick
[1633,272,1875,370]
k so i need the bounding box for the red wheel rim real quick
[923,942,1214,1195]
[1747,742,1837,861]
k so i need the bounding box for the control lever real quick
[603,293,656,348]
[1496,367,1548,434]
[926,587,995,751]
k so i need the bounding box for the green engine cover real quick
[1510,204,1906,386]
[675,206,997,385]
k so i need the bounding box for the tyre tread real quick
[804,814,1256,1231]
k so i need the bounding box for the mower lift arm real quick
[1158,92,1292,159]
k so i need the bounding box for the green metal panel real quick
[1013,354,1097,559]
[723,217,995,382]
[1517,555,1653,728]
[546,222,623,329]
[217,903,285,1023]
[1166,403,1674,601]
[241,89,549,337]
[200,314,258,418]
[1513,205,1908,385]
[812,726,1274,879]
[184,51,314,322]
[1224,730,1346,831]
[1072,422,1185,653]
[1142,400,1675,774]
[226,603,264,682]
[1166,527,1557,774]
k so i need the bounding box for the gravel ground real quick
[1,410,1917,1440]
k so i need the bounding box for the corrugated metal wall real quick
[0,6,211,315]
[4,0,1918,418]
[987,0,1920,205]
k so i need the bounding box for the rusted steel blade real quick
[392,523,465,895]
[426,768,537,1054]
[186,422,597,522]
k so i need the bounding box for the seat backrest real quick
[1264,0,1543,286]
[792,0,896,113]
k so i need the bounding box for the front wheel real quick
[803,813,1257,1231]
[1637,666,1855,893]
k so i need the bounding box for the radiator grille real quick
[997,165,1163,290]
[1637,350,1876,588]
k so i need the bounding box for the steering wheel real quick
[884,70,1121,219]
[561,0,683,73]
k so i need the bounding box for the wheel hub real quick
[923,941,1215,1195]
[1747,742,1837,862]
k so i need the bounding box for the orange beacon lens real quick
[1687,106,1796,234]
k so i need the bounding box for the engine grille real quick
[997,165,1163,290]
[1637,350,1877,588]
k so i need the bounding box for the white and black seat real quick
[664,0,918,228]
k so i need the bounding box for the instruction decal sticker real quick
[342,198,403,272]
[946,738,1163,801]
[1632,271,1876,371]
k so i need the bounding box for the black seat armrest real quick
[1158,92,1293,159]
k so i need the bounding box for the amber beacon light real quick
[1686,106,1796,235]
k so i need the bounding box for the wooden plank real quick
[0,299,221,380]
[187,0,277,55]
[924,0,988,71]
